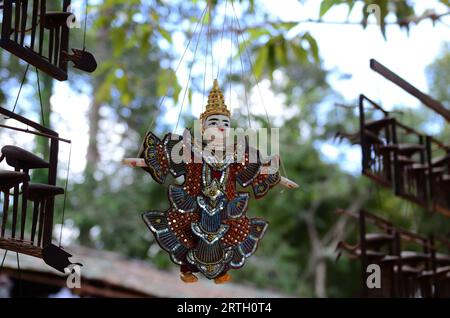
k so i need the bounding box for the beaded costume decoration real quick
[139,80,281,283]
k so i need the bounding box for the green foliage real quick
[319,0,431,39]
[320,0,342,18]
[252,31,320,80]
[249,0,435,79]
[426,43,450,143]
[427,43,450,105]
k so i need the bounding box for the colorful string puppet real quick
[124,79,298,283]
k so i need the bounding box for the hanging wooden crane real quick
[336,208,450,298]
[0,0,97,81]
[0,0,98,277]
[333,59,450,298]
[359,60,450,217]
[0,106,80,273]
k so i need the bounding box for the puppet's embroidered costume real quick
[140,80,280,283]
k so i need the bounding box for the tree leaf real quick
[275,36,288,66]
[267,42,276,79]
[320,0,340,18]
[253,44,269,79]
[157,68,181,104]
[345,0,356,17]
[377,0,389,40]
[248,28,271,41]
[291,43,307,62]
[158,26,172,44]
[270,21,298,31]
[303,32,319,63]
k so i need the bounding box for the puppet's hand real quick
[279,176,299,189]
[260,154,280,175]
[122,158,147,167]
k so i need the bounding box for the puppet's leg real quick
[222,217,269,278]
[214,269,232,284]
[143,210,197,283]
[180,264,199,283]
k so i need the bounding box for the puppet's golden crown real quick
[200,79,230,121]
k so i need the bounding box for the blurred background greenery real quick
[0,0,449,297]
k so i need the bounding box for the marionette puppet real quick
[123,79,298,284]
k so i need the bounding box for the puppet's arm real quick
[235,150,298,199]
[122,158,147,167]
[251,155,299,199]
[279,176,299,189]
[123,131,186,184]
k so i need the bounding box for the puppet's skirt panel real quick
[142,209,199,265]
[222,217,268,269]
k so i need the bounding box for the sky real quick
[1,0,449,178]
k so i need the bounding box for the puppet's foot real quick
[180,272,198,283]
[214,273,232,284]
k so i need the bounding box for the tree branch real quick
[304,200,322,250]
[203,11,450,35]
[322,193,369,246]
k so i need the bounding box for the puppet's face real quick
[202,114,231,144]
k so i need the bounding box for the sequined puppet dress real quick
[140,80,280,283]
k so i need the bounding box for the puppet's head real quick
[200,79,231,143]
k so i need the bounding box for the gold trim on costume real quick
[200,79,231,121]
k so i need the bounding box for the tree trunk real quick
[78,11,110,246]
[85,18,109,174]
[314,260,327,298]
[86,97,101,171]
